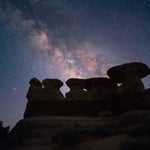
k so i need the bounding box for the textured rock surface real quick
[2,116,111,150]
[2,111,150,150]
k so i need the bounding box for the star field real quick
[0,0,150,127]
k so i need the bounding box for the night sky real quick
[0,0,150,128]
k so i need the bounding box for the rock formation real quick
[25,78,65,118]
[3,111,150,150]
[107,62,150,83]
[26,78,43,102]
[107,62,150,112]
[3,62,150,150]
[65,78,88,101]
[85,78,118,101]
[42,79,64,101]
[24,62,150,117]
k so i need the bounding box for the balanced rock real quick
[85,78,118,101]
[42,79,64,101]
[107,62,150,112]
[65,78,88,101]
[107,62,150,83]
[26,78,43,101]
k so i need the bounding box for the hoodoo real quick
[107,62,150,112]
[24,62,150,118]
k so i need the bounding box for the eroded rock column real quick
[107,62,150,112]
[42,79,64,101]
[65,78,88,101]
[26,78,43,101]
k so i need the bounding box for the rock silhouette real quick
[24,62,150,118]
[118,72,145,112]
[107,62,150,83]
[107,62,150,112]
[85,78,118,101]
[65,78,88,101]
[42,79,64,101]
[26,78,43,102]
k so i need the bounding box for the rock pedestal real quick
[107,62,150,112]
[118,73,145,112]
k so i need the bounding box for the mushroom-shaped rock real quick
[107,62,150,83]
[65,78,88,101]
[42,79,64,101]
[26,78,43,101]
[29,78,42,87]
[107,62,150,112]
[43,79,63,89]
[85,78,118,101]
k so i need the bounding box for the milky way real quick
[0,0,150,127]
